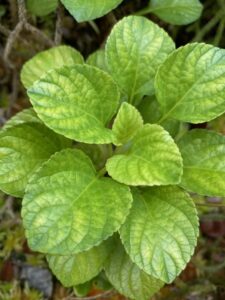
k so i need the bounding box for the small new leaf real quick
[21,46,84,88]
[155,43,225,124]
[120,187,199,283]
[60,0,123,22]
[28,65,120,144]
[47,239,112,287]
[178,129,225,196]
[106,124,183,186]
[105,240,164,300]
[112,102,143,146]
[106,16,175,104]
[0,123,70,197]
[22,149,132,255]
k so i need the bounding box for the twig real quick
[24,23,54,47]
[54,3,64,45]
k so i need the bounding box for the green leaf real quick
[28,65,119,144]
[26,0,58,16]
[0,123,70,197]
[141,0,203,25]
[155,43,225,124]
[21,45,83,88]
[47,240,112,287]
[138,96,181,137]
[22,149,132,255]
[106,16,175,104]
[112,102,143,146]
[178,129,225,196]
[120,187,199,283]
[74,281,93,297]
[86,49,108,72]
[3,108,41,130]
[106,124,182,186]
[60,0,123,22]
[105,239,164,300]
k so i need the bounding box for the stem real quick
[213,18,225,46]
[192,10,225,42]
[135,5,154,16]
[66,290,115,300]
[196,202,225,208]
[97,167,107,178]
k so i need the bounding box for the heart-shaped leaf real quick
[178,129,225,196]
[106,124,183,186]
[22,149,132,255]
[155,43,225,124]
[106,16,175,103]
[28,65,120,144]
[120,187,199,283]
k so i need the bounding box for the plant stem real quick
[196,202,225,208]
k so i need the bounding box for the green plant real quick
[1,14,225,299]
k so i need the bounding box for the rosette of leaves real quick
[1,16,225,299]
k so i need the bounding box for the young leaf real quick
[47,239,112,287]
[86,49,108,72]
[178,129,225,196]
[3,108,41,130]
[22,149,132,255]
[112,102,143,146]
[0,123,70,197]
[28,65,120,144]
[140,0,203,25]
[138,96,181,137]
[106,16,175,104]
[155,43,225,124]
[21,46,83,88]
[120,187,199,283]
[27,0,58,16]
[106,124,183,186]
[60,0,123,22]
[104,240,164,300]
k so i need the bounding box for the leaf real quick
[138,96,181,137]
[21,45,84,88]
[178,129,225,196]
[104,239,164,300]
[106,16,175,104]
[86,49,108,72]
[142,0,203,25]
[22,149,132,255]
[28,65,120,144]
[60,0,123,22]
[27,0,58,16]
[120,187,199,283]
[3,108,41,130]
[112,102,143,146]
[106,124,182,186]
[47,239,112,287]
[0,123,70,197]
[155,43,225,124]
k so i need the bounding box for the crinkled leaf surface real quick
[105,240,164,300]
[106,124,182,186]
[60,0,123,22]
[106,16,175,103]
[120,187,199,283]
[0,123,70,197]
[86,49,108,72]
[28,65,120,144]
[112,102,143,146]
[3,108,41,130]
[21,45,83,88]
[147,0,203,25]
[47,239,112,287]
[22,149,132,255]
[27,0,58,16]
[138,96,181,137]
[178,129,225,196]
[155,43,225,124]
